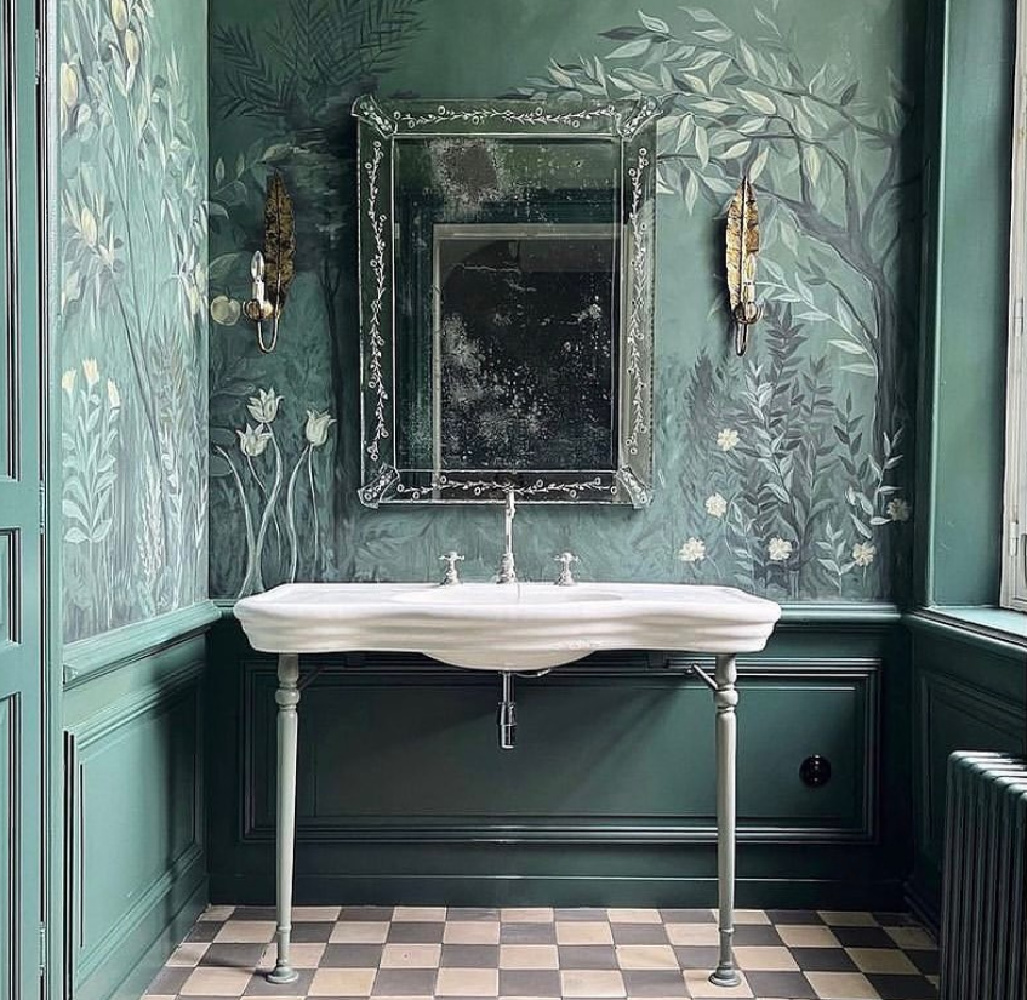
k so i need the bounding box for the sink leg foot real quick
[711,653,739,989]
[269,653,300,985]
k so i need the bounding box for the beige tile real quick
[816,911,877,927]
[199,905,236,922]
[733,946,799,971]
[380,943,442,968]
[733,909,771,925]
[257,943,325,970]
[606,907,662,924]
[846,948,919,975]
[444,920,501,944]
[499,944,559,969]
[213,921,276,944]
[805,971,882,999]
[776,924,842,949]
[614,944,678,970]
[559,969,626,998]
[435,967,499,995]
[292,906,340,922]
[167,942,210,967]
[883,925,936,950]
[555,920,614,945]
[683,970,753,998]
[501,907,554,922]
[392,905,446,921]
[179,967,252,996]
[329,919,390,943]
[308,968,376,996]
[666,923,719,946]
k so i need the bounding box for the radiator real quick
[940,752,1027,1000]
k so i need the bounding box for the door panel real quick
[0,0,42,998]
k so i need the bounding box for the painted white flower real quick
[678,537,706,563]
[305,409,336,448]
[768,537,793,562]
[887,498,910,522]
[106,378,120,409]
[79,206,97,248]
[852,542,876,566]
[237,422,271,458]
[81,358,99,386]
[247,387,283,424]
[717,428,739,451]
[61,369,76,395]
[705,493,728,518]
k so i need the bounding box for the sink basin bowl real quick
[235,582,782,671]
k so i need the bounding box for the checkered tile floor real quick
[144,906,940,999]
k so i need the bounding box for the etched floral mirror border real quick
[352,96,659,508]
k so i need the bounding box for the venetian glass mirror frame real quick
[353,96,658,507]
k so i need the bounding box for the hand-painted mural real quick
[208,0,921,600]
[59,0,209,642]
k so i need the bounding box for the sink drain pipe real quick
[498,672,517,750]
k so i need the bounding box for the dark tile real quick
[767,909,824,926]
[732,923,783,946]
[289,921,333,943]
[232,907,278,922]
[611,922,668,945]
[554,907,608,921]
[386,920,445,944]
[621,969,688,997]
[872,912,916,926]
[242,969,314,996]
[441,944,499,967]
[447,907,499,921]
[146,966,192,994]
[660,908,715,924]
[557,945,618,970]
[672,944,722,971]
[199,943,266,969]
[340,905,394,922]
[499,921,556,944]
[832,926,897,949]
[789,947,858,972]
[372,968,437,995]
[498,969,561,996]
[185,922,222,943]
[865,972,939,999]
[908,948,940,976]
[745,970,818,998]
[321,943,385,967]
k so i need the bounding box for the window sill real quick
[906,605,1027,657]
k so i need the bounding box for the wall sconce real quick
[243,172,295,354]
[725,175,763,357]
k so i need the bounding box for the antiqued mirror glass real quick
[353,97,658,506]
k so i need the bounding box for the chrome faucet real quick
[497,489,517,584]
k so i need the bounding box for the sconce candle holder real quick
[725,175,763,357]
[243,172,295,354]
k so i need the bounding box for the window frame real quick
[1001,0,1027,611]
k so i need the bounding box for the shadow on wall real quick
[206,0,919,603]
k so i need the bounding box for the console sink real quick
[235,582,781,671]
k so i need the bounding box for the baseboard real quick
[209,874,905,911]
[76,877,207,1000]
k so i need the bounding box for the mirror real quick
[353,97,658,507]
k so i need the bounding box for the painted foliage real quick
[59,0,209,642]
[208,0,919,600]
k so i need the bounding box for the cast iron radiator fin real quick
[940,752,1027,1000]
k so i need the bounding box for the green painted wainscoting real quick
[207,605,912,909]
[61,605,218,1000]
[905,614,1027,926]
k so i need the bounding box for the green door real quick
[0,1,43,998]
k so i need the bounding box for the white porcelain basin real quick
[235,582,782,671]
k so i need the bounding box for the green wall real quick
[58,0,209,643]
[207,0,923,602]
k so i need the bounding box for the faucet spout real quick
[497,489,517,584]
